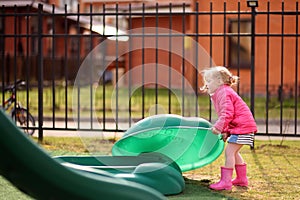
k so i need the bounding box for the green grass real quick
[0,137,299,200]
[1,85,299,121]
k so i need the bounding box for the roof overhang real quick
[1,0,128,41]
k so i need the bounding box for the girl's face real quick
[205,73,222,94]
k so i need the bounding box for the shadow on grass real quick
[168,178,238,200]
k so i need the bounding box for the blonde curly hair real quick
[200,66,239,92]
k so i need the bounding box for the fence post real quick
[247,0,258,149]
[37,4,43,142]
[247,0,258,117]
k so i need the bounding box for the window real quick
[229,19,251,69]
[59,0,78,12]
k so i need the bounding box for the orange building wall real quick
[124,15,194,89]
[193,0,300,95]
[3,1,299,95]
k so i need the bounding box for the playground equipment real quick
[0,111,224,199]
[54,153,184,195]
[112,114,224,172]
[0,110,166,200]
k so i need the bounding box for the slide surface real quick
[112,114,225,172]
[0,110,166,200]
[54,153,185,195]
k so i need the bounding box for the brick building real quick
[1,0,299,97]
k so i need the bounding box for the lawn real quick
[2,85,299,121]
[0,137,299,200]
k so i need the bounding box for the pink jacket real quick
[211,85,257,134]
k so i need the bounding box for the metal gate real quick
[0,1,299,140]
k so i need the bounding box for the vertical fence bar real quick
[89,4,93,130]
[295,2,299,135]
[195,2,199,117]
[279,1,284,134]
[236,2,241,93]
[76,4,81,130]
[128,3,132,127]
[142,3,145,119]
[181,3,185,116]
[249,2,257,117]
[77,3,82,130]
[26,5,31,132]
[247,0,258,148]
[155,3,158,114]
[64,5,68,129]
[102,4,106,130]
[265,1,270,134]
[115,3,119,129]
[1,6,5,106]
[37,4,44,141]
[51,4,56,128]
[168,3,172,114]
[13,5,17,122]
[209,1,213,121]
[223,2,226,66]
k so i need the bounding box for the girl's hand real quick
[211,127,221,135]
[221,133,229,142]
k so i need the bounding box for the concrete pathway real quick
[37,120,300,140]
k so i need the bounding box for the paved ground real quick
[37,120,300,140]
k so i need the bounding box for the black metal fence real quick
[0,1,299,140]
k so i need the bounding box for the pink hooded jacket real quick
[211,85,257,134]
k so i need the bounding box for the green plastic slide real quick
[112,114,225,172]
[0,110,167,200]
[0,110,224,199]
[54,153,184,195]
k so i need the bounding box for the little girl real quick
[201,66,257,191]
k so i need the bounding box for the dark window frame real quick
[228,18,252,69]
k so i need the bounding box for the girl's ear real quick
[216,76,224,85]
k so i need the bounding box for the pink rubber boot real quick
[232,163,248,186]
[209,167,233,190]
